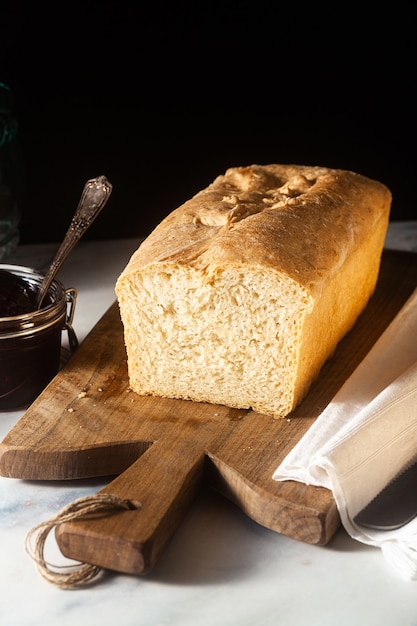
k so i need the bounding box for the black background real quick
[1,2,415,244]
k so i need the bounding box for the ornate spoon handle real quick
[36,175,112,309]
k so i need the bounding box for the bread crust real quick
[123,164,391,293]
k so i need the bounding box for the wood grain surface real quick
[0,248,416,575]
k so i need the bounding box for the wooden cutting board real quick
[0,249,416,575]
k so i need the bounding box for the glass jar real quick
[0,264,78,411]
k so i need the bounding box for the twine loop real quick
[25,493,140,589]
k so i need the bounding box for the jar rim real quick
[0,264,67,336]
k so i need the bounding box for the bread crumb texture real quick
[116,164,391,418]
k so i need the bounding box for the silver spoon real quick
[36,175,112,309]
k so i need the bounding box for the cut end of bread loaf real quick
[116,164,391,418]
[117,264,311,417]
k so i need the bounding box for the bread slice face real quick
[115,164,391,418]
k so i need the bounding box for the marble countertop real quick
[1,223,417,626]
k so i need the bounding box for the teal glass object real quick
[0,82,20,262]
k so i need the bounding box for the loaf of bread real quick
[115,164,391,418]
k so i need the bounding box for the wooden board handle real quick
[56,439,206,574]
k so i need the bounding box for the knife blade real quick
[354,460,417,530]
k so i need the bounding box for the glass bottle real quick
[0,82,21,262]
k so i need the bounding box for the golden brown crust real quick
[123,164,391,296]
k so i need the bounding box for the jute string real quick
[25,493,139,589]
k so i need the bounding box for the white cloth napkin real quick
[273,288,417,580]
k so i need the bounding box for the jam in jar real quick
[0,264,77,410]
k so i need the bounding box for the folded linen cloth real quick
[273,288,417,580]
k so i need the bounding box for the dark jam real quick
[0,270,49,316]
[0,267,65,411]
[0,324,62,410]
